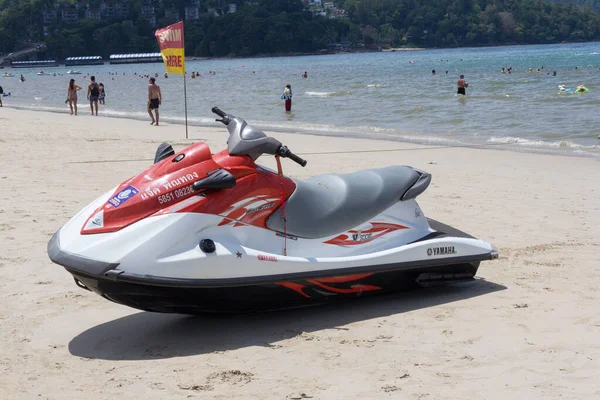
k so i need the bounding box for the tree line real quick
[1,0,600,59]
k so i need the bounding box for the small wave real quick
[488,136,599,150]
[367,84,386,88]
[305,91,351,97]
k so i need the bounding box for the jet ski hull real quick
[65,261,483,314]
[49,211,497,314]
[52,227,491,314]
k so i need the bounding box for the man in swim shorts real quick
[148,77,162,126]
[457,74,468,95]
[87,76,100,115]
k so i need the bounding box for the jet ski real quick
[48,107,498,314]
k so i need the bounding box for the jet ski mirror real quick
[192,169,236,191]
[154,143,175,164]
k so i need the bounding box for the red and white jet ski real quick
[48,107,498,313]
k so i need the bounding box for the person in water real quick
[281,84,292,112]
[98,83,106,105]
[67,79,82,115]
[148,77,162,126]
[87,76,100,116]
[457,74,468,95]
[302,71,308,78]
[20,74,25,82]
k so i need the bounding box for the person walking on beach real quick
[67,79,82,115]
[87,76,100,116]
[147,77,162,126]
[281,84,292,112]
[0,85,3,107]
[457,74,468,95]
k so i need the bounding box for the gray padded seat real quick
[267,166,420,239]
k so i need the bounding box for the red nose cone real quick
[81,142,216,234]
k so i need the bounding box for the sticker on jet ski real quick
[218,196,280,227]
[323,222,408,246]
[276,273,381,298]
[258,254,278,262]
[107,186,139,208]
[246,202,276,214]
[276,232,298,241]
[427,246,456,256]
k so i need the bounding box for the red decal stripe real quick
[275,282,310,298]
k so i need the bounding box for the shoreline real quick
[7,40,599,67]
[4,103,599,160]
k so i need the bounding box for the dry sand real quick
[0,108,599,399]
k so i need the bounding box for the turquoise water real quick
[3,42,600,157]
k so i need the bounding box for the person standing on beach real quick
[457,74,468,95]
[148,77,162,126]
[87,76,100,116]
[67,79,82,115]
[281,84,292,112]
[0,85,3,107]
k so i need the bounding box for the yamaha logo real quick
[427,246,456,256]
[117,189,132,199]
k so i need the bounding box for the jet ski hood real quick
[81,142,217,234]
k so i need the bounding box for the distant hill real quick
[548,0,600,13]
[1,0,600,60]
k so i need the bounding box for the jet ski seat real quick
[267,166,430,239]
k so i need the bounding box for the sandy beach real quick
[0,107,599,399]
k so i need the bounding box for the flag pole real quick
[184,69,188,139]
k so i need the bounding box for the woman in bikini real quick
[67,79,82,115]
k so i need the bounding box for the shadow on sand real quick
[69,279,505,361]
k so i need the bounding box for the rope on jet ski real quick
[275,154,288,256]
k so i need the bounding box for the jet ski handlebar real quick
[212,106,307,167]
[212,106,230,125]
[277,145,307,167]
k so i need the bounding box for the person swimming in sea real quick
[457,74,468,95]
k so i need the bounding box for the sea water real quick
[4,42,600,158]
